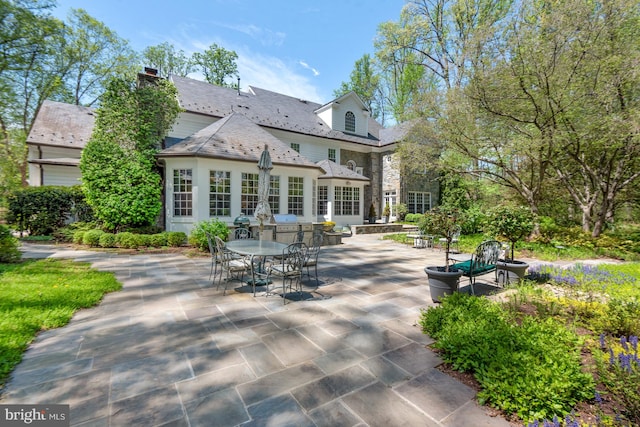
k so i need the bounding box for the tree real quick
[0,2,137,199]
[141,42,193,78]
[334,54,384,121]
[463,0,640,236]
[192,43,238,87]
[80,77,181,231]
[59,8,139,106]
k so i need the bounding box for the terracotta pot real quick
[424,266,463,303]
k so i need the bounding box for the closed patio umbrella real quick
[254,144,272,237]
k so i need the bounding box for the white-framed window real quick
[335,186,360,216]
[288,176,304,215]
[408,191,431,214]
[241,173,259,215]
[291,142,300,153]
[355,167,364,175]
[209,170,231,217]
[346,160,356,171]
[312,179,317,216]
[269,176,280,215]
[317,185,328,215]
[328,148,336,162]
[345,111,355,132]
[173,169,192,216]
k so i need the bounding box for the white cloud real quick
[237,51,324,102]
[298,60,320,77]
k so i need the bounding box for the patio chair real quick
[205,232,223,285]
[267,242,307,304]
[438,226,461,253]
[302,231,323,289]
[450,240,502,295]
[234,228,253,240]
[214,236,249,295]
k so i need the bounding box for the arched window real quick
[345,111,355,132]
[346,160,356,171]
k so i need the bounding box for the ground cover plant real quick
[420,262,640,426]
[0,259,121,387]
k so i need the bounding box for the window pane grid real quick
[317,186,328,215]
[408,191,431,214]
[209,170,231,217]
[345,111,355,132]
[242,173,259,215]
[334,186,359,216]
[269,176,280,215]
[173,169,192,216]
[288,177,304,215]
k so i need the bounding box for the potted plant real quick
[368,203,377,224]
[420,207,464,302]
[382,203,391,223]
[486,205,535,285]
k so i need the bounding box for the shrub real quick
[405,213,421,223]
[0,225,21,263]
[188,220,229,251]
[115,232,138,249]
[98,233,116,248]
[396,203,408,221]
[167,231,187,247]
[149,233,168,247]
[420,293,594,422]
[6,186,89,236]
[72,230,86,245]
[82,229,105,247]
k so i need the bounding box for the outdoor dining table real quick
[226,239,288,296]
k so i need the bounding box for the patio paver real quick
[2,233,514,427]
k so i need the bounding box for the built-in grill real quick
[272,214,314,245]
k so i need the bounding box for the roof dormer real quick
[315,91,370,137]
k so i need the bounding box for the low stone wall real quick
[351,224,404,235]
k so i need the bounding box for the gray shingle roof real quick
[27,100,95,149]
[157,112,322,170]
[316,160,370,181]
[170,75,392,147]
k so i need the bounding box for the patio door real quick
[384,191,397,220]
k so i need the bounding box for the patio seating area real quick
[4,234,513,427]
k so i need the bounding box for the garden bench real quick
[450,240,502,295]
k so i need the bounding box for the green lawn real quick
[0,259,121,386]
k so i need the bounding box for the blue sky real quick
[52,0,406,104]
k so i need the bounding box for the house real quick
[26,72,439,234]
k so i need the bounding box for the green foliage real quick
[98,232,116,248]
[396,203,408,221]
[82,229,104,247]
[419,207,463,266]
[383,203,391,217]
[115,232,138,249]
[6,186,88,236]
[368,203,377,218]
[167,231,187,247]
[486,205,535,260]
[80,77,181,231]
[594,336,640,425]
[0,258,121,386]
[188,219,230,251]
[404,213,421,222]
[420,293,594,422]
[192,43,239,87]
[72,230,85,244]
[149,233,168,247]
[0,225,21,263]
